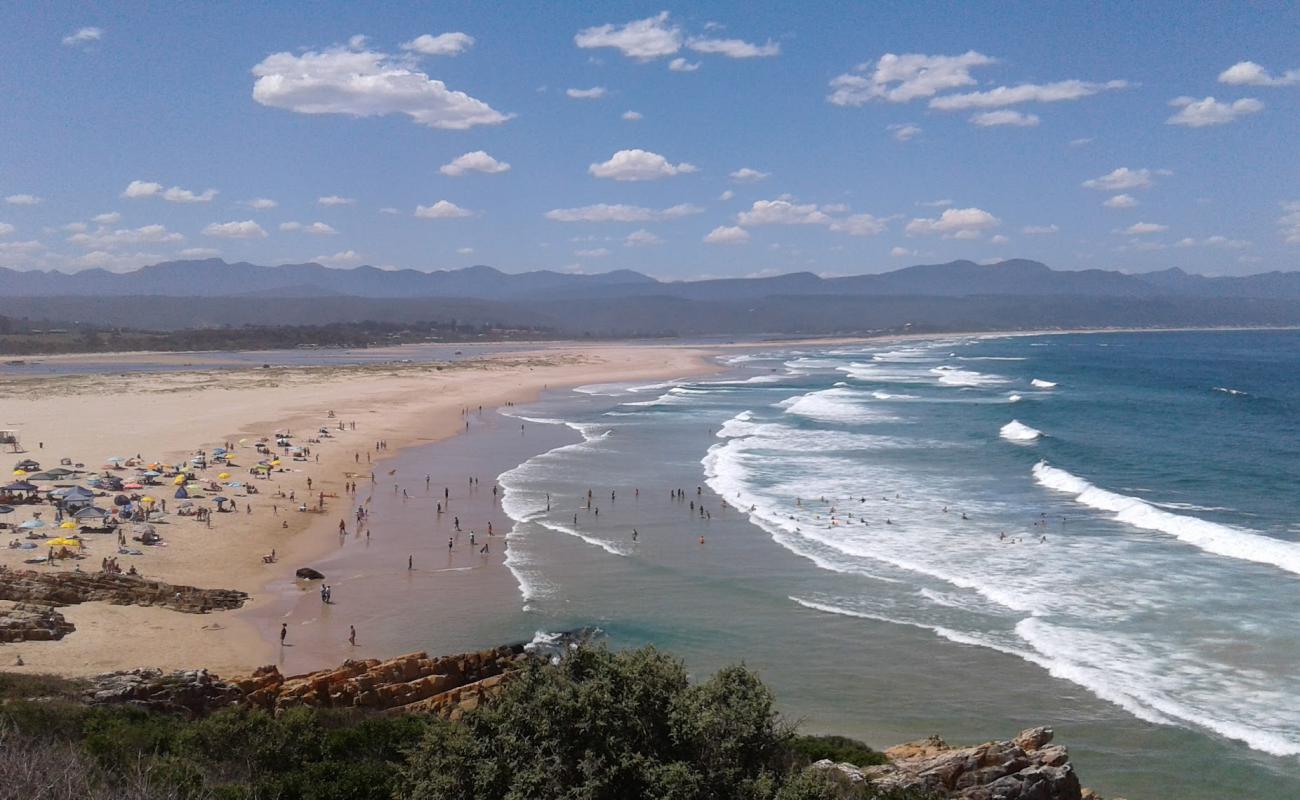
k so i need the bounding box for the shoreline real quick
[0,344,720,676]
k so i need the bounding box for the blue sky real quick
[2,2,1298,278]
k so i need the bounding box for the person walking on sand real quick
[349,625,356,647]
[280,623,287,646]
[408,554,413,570]
[448,537,454,552]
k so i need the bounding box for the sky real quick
[2,2,1298,279]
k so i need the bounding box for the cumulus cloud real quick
[1166,96,1263,127]
[1022,224,1059,235]
[440,150,511,176]
[575,247,611,257]
[905,207,1001,239]
[687,37,779,58]
[890,246,915,257]
[1280,201,1300,244]
[251,42,511,130]
[279,222,302,231]
[1104,193,1138,208]
[574,12,682,60]
[0,223,14,237]
[122,180,162,198]
[318,195,355,206]
[719,190,734,201]
[704,225,750,244]
[5,194,42,205]
[917,198,952,207]
[1123,222,1167,235]
[970,110,1040,127]
[668,57,700,72]
[202,220,267,239]
[415,200,472,218]
[457,247,475,255]
[401,32,475,56]
[1175,235,1251,249]
[828,51,994,105]
[888,123,922,141]
[1083,167,1154,191]
[931,79,1128,110]
[589,149,697,181]
[729,167,769,183]
[245,198,278,209]
[828,213,888,236]
[68,224,184,249]
[177,247,219,259]
[737,200,830,226]
[624,229,663,247]
[162,185,217,203]
[566,86,607,99]
[622,110,643,120]
[62,27,102,46]
[304,222,337,235]
[1218,61,1299,87]
[990,234,1010,244]
[544,203,703,223]
[314,250,363,267]
[92,212,121,225]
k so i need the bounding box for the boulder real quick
[0,601,76,642]
[295,567,325,580]
[0,569,246,614]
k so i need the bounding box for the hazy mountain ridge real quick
[4,257,1300,300]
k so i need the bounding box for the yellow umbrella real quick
[12,469,27,476]
[141,496,156,504]
[271,459,281,466]
[45,537,82,548]
[60,521,76,529]
[174,475,186,485]
[218,472,231,479]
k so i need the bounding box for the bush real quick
[788,734,888,767]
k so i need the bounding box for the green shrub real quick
[788,734,888,767]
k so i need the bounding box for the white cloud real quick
[704,225,750,244]
[1083,167,1155,191]
[622,110,643,120]
[729,167,769,183]
[318,195,355,206]
[440,150,511,176]
[668,57,700,72]
[122,180,216,202]
[162,185,217,204]
[990,234,1010,244]
[5,194,42,205]
[62,222,87,233]
[122,180,163,198]
[457,247,475,255]
[917,198,952,207]
[687,37,779,58]
[931,79,1128,110]
[251,43,511,130]
[905,207,1001,238]
[1166,96,1263,127]
[179,247,220,258]
[69,251,165,272]
[69,223,184,249]
[92,212,121,225]
[719,190,735,201]
[1123,222,1168,235]
[401,32,475,57]
[589,149,697,181]
[0,240,46,257]
[415,200,472,219]
[888,123,922,141]
[828,214,887,237]
[574,12,682,60]
[203,220,267,239]
[544,203,703,223]
[1218,61,1299,87]
[828,51,994,105]
[246,198,278,209]
[62,27,102,46]
[304,222,337,235]
[1022,224,1059,235]
[970,110,1040,127]
[624,229,663,247]
[0,223,14,237]
[737,200,830,226]
[279,222,302,231]
[1176,235,1251,249]
[566,86,607,99]
[1104,193,1138,209]
[1280,201,1300,244]
[314,250,362,267]
[575,247,611,257]
[890,246,915,257]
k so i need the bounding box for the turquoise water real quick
[496,331,1300,799]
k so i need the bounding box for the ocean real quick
[495,330,1300,799]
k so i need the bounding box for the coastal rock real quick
[0,601,75,643]
[861,727,1083,800]
[295,567,324,580]
[86,668,244,716]
[0,569,247,614]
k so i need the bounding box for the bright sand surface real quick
[0,344,715,676]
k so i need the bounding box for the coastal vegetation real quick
[0,645,921,800]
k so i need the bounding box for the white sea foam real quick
[871,390,920,400]
[1007,394,1023,403]
[999,420,1044,443]
[930,366,1009,387]
[780,387,898,424]
[1032,461,1300,577]
[1213,386,1248,397]
[1030,378,1057,389]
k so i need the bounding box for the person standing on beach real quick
[408,555,413,570]
[349,625,356,647]
[448,537,454,552]
[280,623,287,646]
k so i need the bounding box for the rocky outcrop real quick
[295,567,324,580]
[0,601,75,643]
[86,668,244,716]
[0,569,247,613]
[813,727,1092,800]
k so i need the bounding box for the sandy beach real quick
[0,343,717,676]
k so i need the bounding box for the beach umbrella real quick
[113,494,131,506]
[45,537,82,548]
[142,470,161,478]
[19,519,46,530]
[218,472,230,479]
[174,475,186,485]
[141,496,156,504]
[0,505,13,514]
[106,456,126,464]
[60,521,76,529]
[124,482,143,490]
[12,469,27,477]
[227,481,243,488]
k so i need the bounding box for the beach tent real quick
[3,481,38,493]
[72,506,109,521]
[14,459,40,472]
[174,486,189,499]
